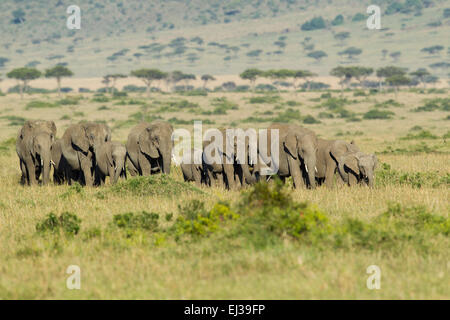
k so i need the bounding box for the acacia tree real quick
[330,66,355,95]
[181,73,196,91]
[376,66,407,91]
[263,69,293,93]
[338,47,362,60]
[45,65,73,97]
[240,68,263,92]
[386,74,411,97]
[351,66,374,88]
[410,68,430,88]
[131,68,167,97]
[201,74,216,90]
[307,50,327,63]
[7,67,41,99]
[292,70,315,93]
[107,74,127,94]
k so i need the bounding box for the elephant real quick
[95,141,127,185]
[259,123,318,188]
[202,128,257,189]
[16,120,56,185]
[180,148,205,186]
[337,151,377,187]
[315,139,360,187]
[51,139,72,184]
[126,121,174,176]
[60,122,111,186]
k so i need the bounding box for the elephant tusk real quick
[51,160,56,166]
[40,159,43,166]
[305,164,309,173]
[315,166,318,173]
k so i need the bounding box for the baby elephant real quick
[180,148,205,186]
[95,141,127,185]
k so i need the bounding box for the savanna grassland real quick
[0,88,449,299]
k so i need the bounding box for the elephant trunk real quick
[161,148,172,174]
[304,154,316,189]
[41,153,51,185]
[113,156,125,184]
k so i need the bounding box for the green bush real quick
[57,97,81,105]
[173,200,238,239]
[91,96,110,103]
[363,109,395,119]
[36,212,81,236]
[400,130,438,140]
[112,211,159,231]
[303,115,321,124]
[25,101,58,109]
[249,95,280,104]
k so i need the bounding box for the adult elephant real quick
[60,122,111,186]
[338,151,377,187]
[259,123,317,188]
[202,128,257,189]
[126,121,174,176]
[316,139,360,187]
[16,120,56,185]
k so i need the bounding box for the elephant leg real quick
[348,173,358,187]
[19,160,27,185]
[108,165,116,185]
[287,156,304,189]
[24,157,37,185]
[192,166,202,187]
[139,153,151,176]
[223,163,237,190]
[325,164,337,188]
[127,158,139,176]
[80,157,93,187]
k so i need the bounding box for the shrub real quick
[376,163,449,188]
[318,112,334,119]
[91,96,110,103]
[363,109,395,119]
[36,212,81,236]
[25,101,58,110]
[400,130,438,140]
[249,95,280,104]
[303,115,321,124]
[57,96,81,105]
[112,211,159,231]
[272,108,302,123]
[172,200,238,239]
[301,17,326,31]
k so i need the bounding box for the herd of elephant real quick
[16,119,377,190]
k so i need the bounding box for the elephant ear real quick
[71,125,90,153]
[343,154,359,176]
[284,133,298,159]
[47,121,57,137]
[139,128,159,158]
[371,154,378,170]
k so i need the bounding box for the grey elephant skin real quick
[60,122,111,186]
[180,149,205,186]
[259,123,317,188]
[16,120,56,185]
[95,141,127,185]
[126,121,174,176]
[338,151,377,187]
[315,139,360,187]
[202,128,257,189]
[51,139,73,184]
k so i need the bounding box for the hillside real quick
[0,0,449,78]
